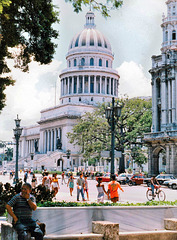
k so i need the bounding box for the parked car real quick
[129,174,145,186]
[95,173,118,182]
[168,179,177,189]
[117,173,133,184]
[95,173,110,182]
[155,174,176,185]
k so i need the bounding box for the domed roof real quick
[68,11,112,54]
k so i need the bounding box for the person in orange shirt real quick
[108,174,124,203]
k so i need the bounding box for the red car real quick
[96,173,118,182]
[129,174,145,185]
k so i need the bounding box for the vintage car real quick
[129,174,145,186]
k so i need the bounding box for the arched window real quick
[74,59,77,66]
[99,59,102,67]
[106,60,108,67]
[172,30,176,40]
[81,58,85,66]
[165,31,168,42]
[90,58,94,66]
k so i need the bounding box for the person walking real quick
[84,175,89,201]
[61,171,66,185]
[67,174,74,196]
[6,183,44,240]
[108,174,124,203]
[76,172,85,201]
[24,170,28,183]
[31,173,37,188]
[42,172,52,191]
[96,177,108,203]
[51,173,60,197]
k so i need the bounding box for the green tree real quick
[67,97,152,167]
[0,0,123,112]
[0,0,59,112]
[5,147,13,161]
[66,0,123,17]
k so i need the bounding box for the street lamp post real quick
[105,97,122,176]
[30,153,34,174]
[66,149,71,172]
[13,115,23,184]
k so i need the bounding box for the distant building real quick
[144,0,177,176]
[11,11,120,172]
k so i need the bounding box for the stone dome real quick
[68,11,112,55]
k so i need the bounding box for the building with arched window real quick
[144,0,177,176]
[11,11,120,172]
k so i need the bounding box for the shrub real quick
[0,182,55,216]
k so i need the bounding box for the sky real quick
[0,0,167,141]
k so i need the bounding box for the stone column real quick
[148,146,153,176]
[68,77,70,94]
[94,75,96,93]
[166,145,170,174]
[100,76,102,94]
[82,75,85,93]
[170,144,175,174]
[105,77,107,94]
[171,78,176,123]
[77,76,79,94]
[112,78,115,96]
[168,80,172,123]
[161,76,167,127]
[88,75,90,93]
[72,76,74,94]
[151,78,157,132]
[54,129,57,151]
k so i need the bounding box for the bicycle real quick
[146,185,166,201]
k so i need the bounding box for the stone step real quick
[43,233,103,240]
[119,230,177,240]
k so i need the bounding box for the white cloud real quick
[117,61,151,98]
[0,60,62,140]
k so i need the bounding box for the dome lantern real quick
[85,11,96,29]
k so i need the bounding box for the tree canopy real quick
[0,0,123,112]
[65,0,123,17]
[67,97,152,167]
[0,0,59,112]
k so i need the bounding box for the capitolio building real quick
[11,11,120,172]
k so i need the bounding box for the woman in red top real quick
[108,174,124,203]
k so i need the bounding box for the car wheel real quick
[171,184,177,190]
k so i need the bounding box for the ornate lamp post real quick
[66,149,71,172]
[30,152,34,174]
[13,115,23,183]
[105,97,122,176]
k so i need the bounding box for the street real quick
[0,173,177,203]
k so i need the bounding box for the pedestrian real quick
[76,172,85,201]
[31,173,37,188]
[108,174,124,203]
[61,171,66,185]
[24,170,28,183]
[42,172,52,191]
[96,177,108,203]
[51,173,60,197]
[6,183,44,240]
[84,175,89,201]
[67,173,74,196]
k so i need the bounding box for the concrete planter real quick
[30,206,177,235]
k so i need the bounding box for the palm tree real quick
[5,147,13,161]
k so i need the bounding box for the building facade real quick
[11,11,120,172]
[144,0,177,176]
